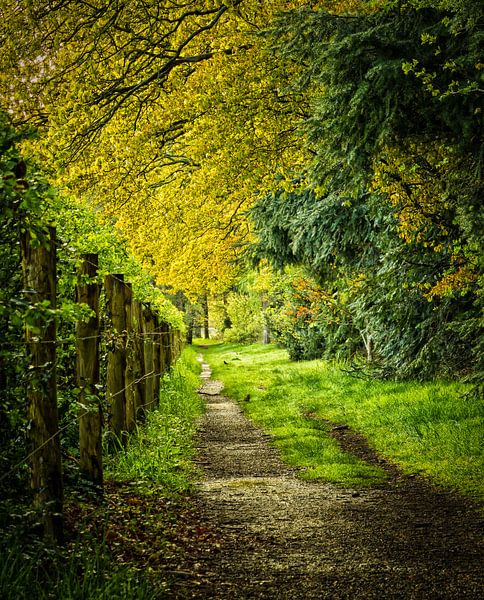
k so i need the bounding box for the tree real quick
[0,0,310,297]
[250,0,482,378]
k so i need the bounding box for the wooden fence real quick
[22,229,182,541]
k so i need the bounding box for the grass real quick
[198,342,483,500]
[0,539,158,600]
[0,345,204,599]
[105,344,204,494]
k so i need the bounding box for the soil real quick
[168,359,483,599]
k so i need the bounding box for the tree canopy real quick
[0,0,482,378]
[0,0,313,294]
[251,0,483,378]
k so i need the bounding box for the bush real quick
[223,292,263,344]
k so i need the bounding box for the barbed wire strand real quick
[0,362,182,485]
[0,331,180,347]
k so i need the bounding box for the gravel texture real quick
[169,360,483,599]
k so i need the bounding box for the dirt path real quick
[169,360,483,599]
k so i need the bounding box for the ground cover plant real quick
[200,342,483,500]
[0,347,204,599]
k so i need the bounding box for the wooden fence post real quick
[76,254,103,488]
[126,297,144,430]
[124,284,136,432]
[142,304,155,411]
[152,313,161,409]
[170,327,176,367]
[175,330,183,360]
[158,320,166,377]
[133,300,145,422]
[22,226,63,542]
[163,323,173,371]
[104,274,127,446]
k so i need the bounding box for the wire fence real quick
[1,244,184,492]
[0,364,175,486]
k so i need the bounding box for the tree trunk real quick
[76,254,103,488]
[22,227,63,542]
[186,322,193,345]
[360,330,373,362]
[201,294,210,339]
[104,274,127,446]
[262,297,271,345]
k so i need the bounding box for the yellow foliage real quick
[0,0,375,296]
[371,140,452,245]
[425,265,478,300]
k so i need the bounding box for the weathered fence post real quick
[104,274,127,446]
[125,283,137,432]
[126,296,144,430]
[169,328,176,364]
[22,226,63,541]
[164,323,172,369]
[76,254,103,488]
[152,313,161,409]
[159,321,168,375]
[142,304,155,411]
[178,330,184,359]
[133,299,145,422]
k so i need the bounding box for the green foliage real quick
[269,3,482,185]
[0,345,203,599]
[202,343,483,499]
[265,273,328,361]
[223,291,264,344]
[0,114,184,502]
[0,116,52,496]
[0,537,157,600]
[250,1,483,380]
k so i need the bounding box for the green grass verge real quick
[106,344,204,494]
[0,539,158,600]
[198,342,483,500]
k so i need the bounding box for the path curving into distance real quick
[169,358,483,599]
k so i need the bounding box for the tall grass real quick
[106,345,204,494]
[201,342,483,499]
[0,539,157,600]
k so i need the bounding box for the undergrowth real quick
[0,345,203,599]
[200,342,483,500]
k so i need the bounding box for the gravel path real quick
[170,360,483,599]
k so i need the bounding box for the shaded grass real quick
[0,345,203,599]
[199,342,483,499]
[0,539,158,600]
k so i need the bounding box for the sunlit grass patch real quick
[202,343,483,499]
[106,345,204,495]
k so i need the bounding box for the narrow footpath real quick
[170,359,483,599]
